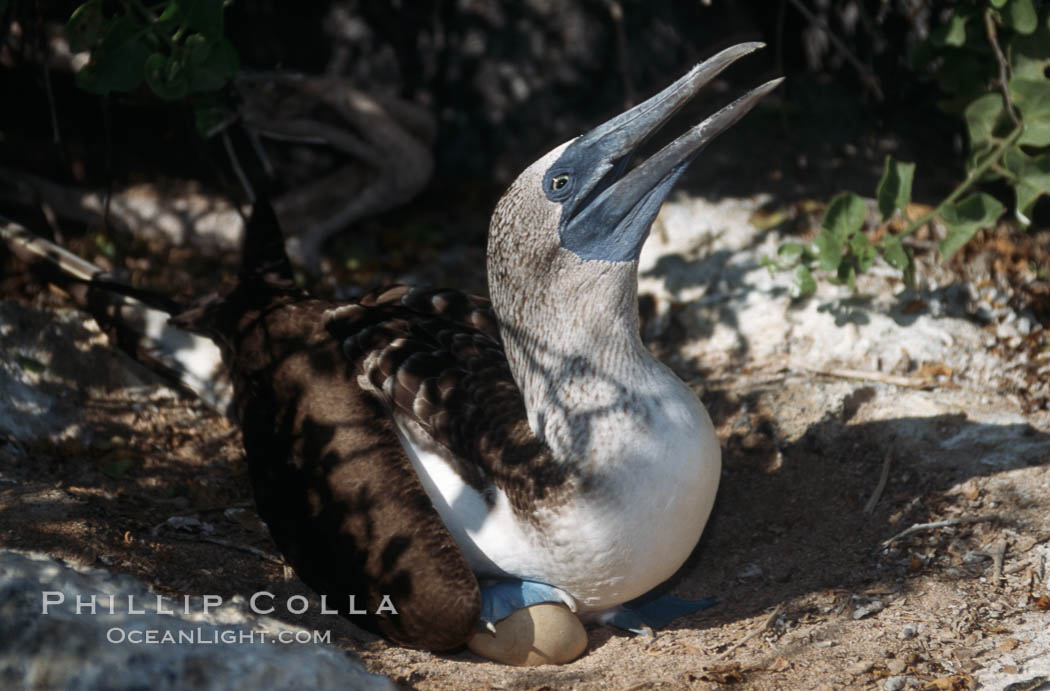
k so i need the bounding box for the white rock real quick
[0,550,393,690]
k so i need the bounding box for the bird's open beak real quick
[559,42,783,262]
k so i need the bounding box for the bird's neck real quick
[490,249,680,463]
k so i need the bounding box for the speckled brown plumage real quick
[327,285,574,516]
[173,203,571,650]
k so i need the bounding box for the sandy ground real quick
[1,196,1049,690]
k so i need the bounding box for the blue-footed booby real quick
[1,42,780,659]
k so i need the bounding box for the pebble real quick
[898,623,918,640]
[846,660,873,675]
[737,563,763,580]
[852,599,886,620]
[883,676,907,691]
[467,603,587,666]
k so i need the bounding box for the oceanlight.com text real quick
[105,627,332,645]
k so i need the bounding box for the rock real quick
[898,623,918,640]
[0,301,163,444]
[886,658,907,675]
[467,603,587,666]
[846,660,873,676]
[852,598,886,620]
[737,562,763,580]
[882,676,907,691]
[0,549,393,690]
[637,198,1050,473]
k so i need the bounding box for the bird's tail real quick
[1,216,234,415]
[238,195,295,286]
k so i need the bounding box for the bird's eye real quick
[551,174,569,191]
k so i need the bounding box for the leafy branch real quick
[67,0,238,135]
[771,0,1050,298]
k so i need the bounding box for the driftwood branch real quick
[236,73,436,268]
[785,0,884,101]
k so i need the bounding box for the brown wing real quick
[192,288,481,651]
[327,285,574,517]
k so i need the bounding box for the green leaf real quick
[821,192,868,240]
[67,0,106,53]
[932,12,970,47]
[777,242,806,261]
[879,233,910,271]
[816,192,867,271]
[1009,78,1050,146]
[1003,0,1038,34]
[1003,148,1050,223]
[152,1,181,35]
[849,232,876,272]
[814,231,843,272]
[144,51,188,100]
[75,17,151,95]
[760,255,778,275]
[990,0,1008,8]
[876,157,916,221]
[184,33,211,65]
[837,261,857,292]
[185,37,238,93]
[93,233,118,260]
[933,54,999,114]
[902,260,916,290]
[938,193,1005,260]
[1009,22,1050,81]
[156,2,180,23]
[964,93,1006,152]
[792,265,816,298]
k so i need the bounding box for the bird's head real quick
[488,42,781,317]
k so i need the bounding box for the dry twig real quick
[791,362,930,388]
[165,534,286,566]
[879,516,990,550]
[712,604,783,662]
[984,9,1020,126]
[863,451,893,514]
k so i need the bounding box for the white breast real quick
[393,377,720,614]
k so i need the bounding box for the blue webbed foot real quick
[479,580,576,631]
[598,592,718,635]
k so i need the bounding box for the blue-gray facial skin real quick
[546,139,699,265]
[540,43,782,266]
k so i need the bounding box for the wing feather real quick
[327,286,574,516]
